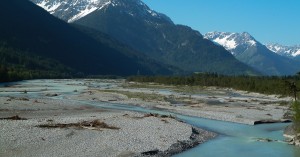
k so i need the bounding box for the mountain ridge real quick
[204,31,300,76]
[31,0,258,75]
[266,43,300,58]
[0,0,174,80]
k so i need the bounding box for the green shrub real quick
[292,101,300,134]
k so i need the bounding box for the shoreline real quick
[136,127,217,157]
[0,79,293,156]
[88,80,291,126]
[0,95,216,157]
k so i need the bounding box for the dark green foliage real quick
[0,44,75,82]
[292,101,300,134]
[127,74,300,96]
[0,0,174,79]
[72,24,182,75]
[0,65,9,82]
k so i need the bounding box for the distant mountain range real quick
[31,0,257,75]
[266,43,300,59]
[1,0,179,81]
[204,32,300,76]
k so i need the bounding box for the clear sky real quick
[142,0,300,46]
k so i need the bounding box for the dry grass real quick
[36,119,120,130]
[0,115,27,120]
[6,97,29,101]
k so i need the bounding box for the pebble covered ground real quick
[0,79,289,156]
[0,91,215,157]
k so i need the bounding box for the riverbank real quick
[0,79,292,126]
[284,125,300,146]
[0,79,294,156]
[0,83,216,157]
[70,79,291,125]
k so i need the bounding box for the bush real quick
[292,101,300,134]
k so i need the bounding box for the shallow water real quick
[175,115,300,157]
[85,101,300,157]
[1,79,300,157]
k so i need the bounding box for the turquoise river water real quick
[1,80,300,157]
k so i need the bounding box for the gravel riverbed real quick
[0,95,215,157]
[0,79,290,156]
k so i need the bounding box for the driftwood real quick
[36,119,120,131]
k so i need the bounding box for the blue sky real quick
[142,0,300,46]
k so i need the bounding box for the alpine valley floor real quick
[0,79,295,157]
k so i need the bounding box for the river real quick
[1,79,300,157]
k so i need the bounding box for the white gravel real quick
[0,111,192,157]
[1,78,289,156]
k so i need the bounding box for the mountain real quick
[266,43,300,58]
[204,32,300,76]
[31,0,257,75]
[0,0,175,81]
[204,32,257,56]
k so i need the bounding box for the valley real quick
[0,79,299,157]
[1,0,300,156]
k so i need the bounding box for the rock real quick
[255,138,273,142]
[141,149,159,156]
[254,119,291,125]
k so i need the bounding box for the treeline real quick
[0,65,74,82]
[0,45,78,82]
[127,73,300,96]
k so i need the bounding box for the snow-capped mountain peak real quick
[204,31,257,55]
[205,32,238,51]
[31,0,171,23]
[266,43,300,58]
[33,0,113,22]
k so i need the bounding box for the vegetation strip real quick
[127,74,300,96]
[36,119,120,130]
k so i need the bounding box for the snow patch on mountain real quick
[266,43,300,58]
[295,50,300,56]
[31,0,171,23]
[37,1,62,14]
[213,34,237,51]
[68,6,98,22]
[32,0,112,22]
[204,31,258,55]
[68,1,112,22]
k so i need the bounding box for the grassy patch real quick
[172,86,206,94]
[99,89,167,102]
[122,82,171,89]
